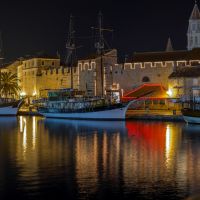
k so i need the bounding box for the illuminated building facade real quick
[3,55,79,97]
[78,49,118,96]
[169,65,200,100]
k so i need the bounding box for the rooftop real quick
[128,48,200,63]
[169,65,200,78]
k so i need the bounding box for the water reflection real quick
[1,117,200,199]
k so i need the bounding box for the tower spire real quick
[190,1,200,20]
[165,37,173,52]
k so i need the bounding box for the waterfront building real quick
[2,55,79,98]
[169,65,200,101]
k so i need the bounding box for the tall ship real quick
[38,89,134,120]
[38,13,134,120]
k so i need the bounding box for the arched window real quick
[142,76,150,82]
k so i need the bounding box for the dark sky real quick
[0,0,195,62]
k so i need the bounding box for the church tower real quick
[187,1,200,50]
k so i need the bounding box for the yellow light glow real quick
[32,91,37,96]
[20,92,26,96]
[167,89,173,97]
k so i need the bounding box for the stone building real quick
[113,48,200,94]
[78,49,118,97]
[169,65,200,101]
[2,55,79,98]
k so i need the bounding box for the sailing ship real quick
[38,13,134,120]
[38,89,134,120]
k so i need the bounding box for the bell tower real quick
[187,1,200,50]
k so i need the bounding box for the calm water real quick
[0,117,200,200]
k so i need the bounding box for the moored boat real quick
[181,108,200,124]
[37,90,134,120]
[0,99,23,116]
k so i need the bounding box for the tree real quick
[0,72,21,98]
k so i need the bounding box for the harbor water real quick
[0,116,200,199]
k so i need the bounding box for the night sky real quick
[0,0,195,62]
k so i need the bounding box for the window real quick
[78,63,82,70]
[42,61,44,66]
[52,62,55,66]
[84,63,89,70]
[195,36,198,45]
[91,62,96,70]
[192,24,196,31]
[142,76,150,82]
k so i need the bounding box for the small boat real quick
[0,99,23,116]
[181,108,200,124]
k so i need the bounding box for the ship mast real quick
[65,14,76,89]
[94,12,113,97]
[95,12,105,97]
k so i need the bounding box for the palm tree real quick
[0,72,21,98]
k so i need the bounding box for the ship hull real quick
[0,106,19,116]
[183,116,200,124]
[182,109,200,124]
[0,100,23,116]
[40,106,128,120]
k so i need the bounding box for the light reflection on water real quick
[0,117,200,199]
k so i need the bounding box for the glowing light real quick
[167,89,173,97]
[20,91,26,96]
[32,91,37,96]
